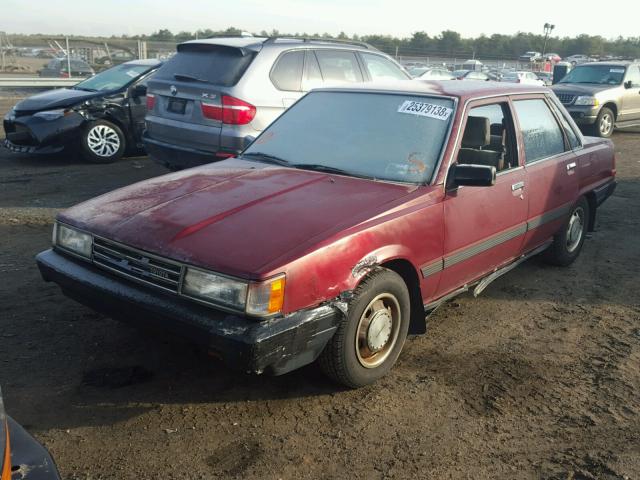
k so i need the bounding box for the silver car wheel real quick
[355,293,401,369]
[566,206,585,253]
[599,112,613,136]
[86,125,121,157]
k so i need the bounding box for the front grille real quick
[92,237,183,293]
[556,93,576,105]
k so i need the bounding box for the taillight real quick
[201,96,256,125]
[146,93,156,110]
[60,71,69,78]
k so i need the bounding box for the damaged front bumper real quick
[5,417,61,480]
[36,249,341,376]
[2,111,85,155]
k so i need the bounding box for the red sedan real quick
[37,81,616,387]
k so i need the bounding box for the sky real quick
[1,0,638,39]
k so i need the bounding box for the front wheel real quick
[592,107,614,138]
[319,268,410,388]
[543,196,590,266]
[80,120,126,163]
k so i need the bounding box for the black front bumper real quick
[6,417,61,480]
[3,111,85,155]
[36,249,340,376]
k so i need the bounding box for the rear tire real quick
[543,196,590,266]
[319,268,410,388]
[80,120,126,164]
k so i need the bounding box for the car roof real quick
[575,61,635,67]
[179,36,377,53]
[122,59,163,67]
[315,80,548,101]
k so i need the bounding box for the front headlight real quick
[574,96,599,106]
[182,268,248,310]
[33,109,69,120]
[53,223,93,258]
[182,268,286,316]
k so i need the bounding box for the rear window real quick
[154,44,255,87]
[243,91,454,184]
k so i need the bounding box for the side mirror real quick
[448,164,496,189]
[132,84,147,97]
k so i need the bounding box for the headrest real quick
[462,116,490,148]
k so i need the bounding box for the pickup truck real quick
[36,81,617,388]
[551,61,640,137]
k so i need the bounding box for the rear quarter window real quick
[360,53,408,81]
[154,44,255,87]
[270,50,304,91]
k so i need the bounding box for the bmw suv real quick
[143,36,410,170]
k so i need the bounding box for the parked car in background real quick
[565,54,593,65]
[452,70,490,81]
[144,36,410,170]
[501,71,545,86]
[415,68,455,80]
[551,61,640,137]
[1,387,61,479]
[37,81,616,388]
[519,51,542,62]
[536,71,554,85]
[39,57,95,78]
[3,59,161,163]
[545,53,562,62]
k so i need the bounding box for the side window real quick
[315,50,363,84]
[457,102,518,172]
[513,99,566,163]
[270,50,304,91]
[302,50,323,91]
[626,66,640,87]
[359,53,407,81]
[547,97,582,149]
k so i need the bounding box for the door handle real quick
[566,162,577,171]
[511,181,525,191]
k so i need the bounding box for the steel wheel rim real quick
[599,113,612,136]
[355,293,401,369]
[87,125,120,157]
[566,206,585,253]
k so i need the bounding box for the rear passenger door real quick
[513,95,579,251]
[435,98,528,297]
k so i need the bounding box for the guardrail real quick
[0,77,80,88]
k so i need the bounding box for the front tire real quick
[319,268,410,388]
[543,196,590,266]
[80,120,126,163]
[592,107,614,138]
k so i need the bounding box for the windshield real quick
[559,65,627,85]
[242,91,454,184]
[73,64,151,92]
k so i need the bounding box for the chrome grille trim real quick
[92,237,184,293]
[556,93,575,105]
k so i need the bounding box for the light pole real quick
[542,23,555,59]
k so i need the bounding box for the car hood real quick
[14,88,103,113]
[58,159,417,278]
[551,83,615,96]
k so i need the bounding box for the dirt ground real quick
[0,95,639,480]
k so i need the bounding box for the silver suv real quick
[144,36,410,170]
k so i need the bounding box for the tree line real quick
[135,27,640,60]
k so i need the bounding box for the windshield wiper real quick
[241,152,291,166]
[291,163,369,179]
[73,86,97,92]
[173,73,209,83]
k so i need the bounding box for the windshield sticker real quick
[610,68,625,73]
[125,69,139,78]
[398,100,453,121]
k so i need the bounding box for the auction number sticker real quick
[610,68,625,73]
[397,100,453,120]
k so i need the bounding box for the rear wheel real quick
[319,268,410,388]
[543,196,590,266]
[80,120,126,163]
